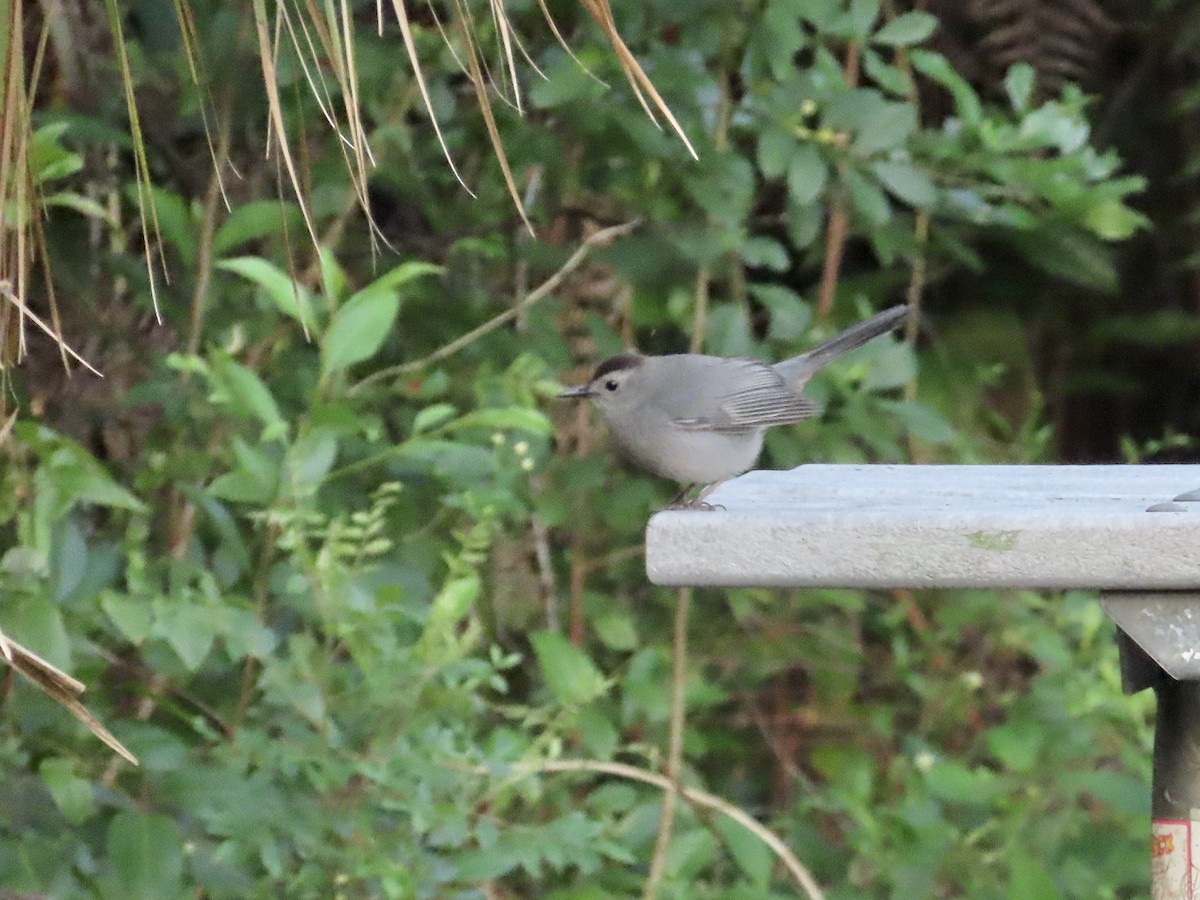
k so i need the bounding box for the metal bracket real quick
[1102,591,1200,688]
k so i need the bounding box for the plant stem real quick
[643,586,691,899]
[348,218,640,395]
[501,757,826,900]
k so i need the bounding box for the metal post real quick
[1101,595,1200,898]
[1152,678,1200,898]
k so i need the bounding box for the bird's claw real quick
[662,499,725,512]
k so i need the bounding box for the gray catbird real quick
[558,304,911,508]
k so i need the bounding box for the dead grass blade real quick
[532,0,606,86]
[0,410,16,447]
[489,0,523,112]
[388,0,476,196]
[0,0,30,368]
[454,6,535,235]
[578,0,697,159]
[0,628,138,766]
[252,0,323,272]
[0,282,102,376]
[172,0,233,209]
[0,7,96,376]
[102,0,167,321]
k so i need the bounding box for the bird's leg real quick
[664,484,697,509]
[661,482,727,511]
[688,480,726,511]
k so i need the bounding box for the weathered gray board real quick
[646,465,1200,589]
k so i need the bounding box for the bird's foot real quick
[661,484,726,511]
[660,498,725,511]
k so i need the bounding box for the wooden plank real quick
[645,465,1200,589]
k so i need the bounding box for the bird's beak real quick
[557,385,593,399]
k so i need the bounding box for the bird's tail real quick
[773,304,911,387]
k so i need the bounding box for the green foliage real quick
[1,1,1161,897]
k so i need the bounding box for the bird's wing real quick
[672,359,818,433]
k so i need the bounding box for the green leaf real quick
[1084,199,1148,241]
[141,187,196,266]
[1007,852,1060,900]
[102,592,153,644]
[209,354,286,436]
[739,235,789,271]
[156,600,219,671]
[705,304,756,358]
[847,0,881,38]
[786,197,824,248]
[318,247,348,305]
[1008,228,1119,292]
[749,284,812,341]
[322,287,401,376]
[362,260,443,292]
[757,127,795,179]
[412,403,458,434]
[285,430,338,494]
[37,460,145,516]
[104,811,184,900]
[714,814,773,888]
[31,123,84,183]
[213,201,303,257]
[855,102,916,155]
[860,341,916,391]
[6,594,72,670]
[844,168,892,227]
[924,760,999,806]
[666,828,717,880]
[41,758,96,826]
[872,11,937,46]
[880,400,957,445]
[218,256,315,328]
[43,191,115,222]
[862,48,913,97]
[426,576,480,633]
[787,143,828,205]
[208,437,279,505]
[214,606,278,661]
[455,846,517,881]
[986,718,1042,773]
[530,631,607,706]
[1005,63,1036,113]
[442,407,553,435]
[871,160,937,207]
[591,608,638,651]
[910,50,982,127]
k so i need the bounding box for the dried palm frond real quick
[936,0,1122,98]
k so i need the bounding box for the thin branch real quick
[349,218,641,394]
[186,120,230,357]
[530,512,560,632]
[644,586,691,899]
[503,758,826,900]
[691,266,711,354]
[815,41,862,320]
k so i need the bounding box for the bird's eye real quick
[604,379,619,392]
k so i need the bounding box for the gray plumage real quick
[559,304,911,499]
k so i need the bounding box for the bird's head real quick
[557,352,645,416]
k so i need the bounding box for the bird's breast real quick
[606,415,765,484]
